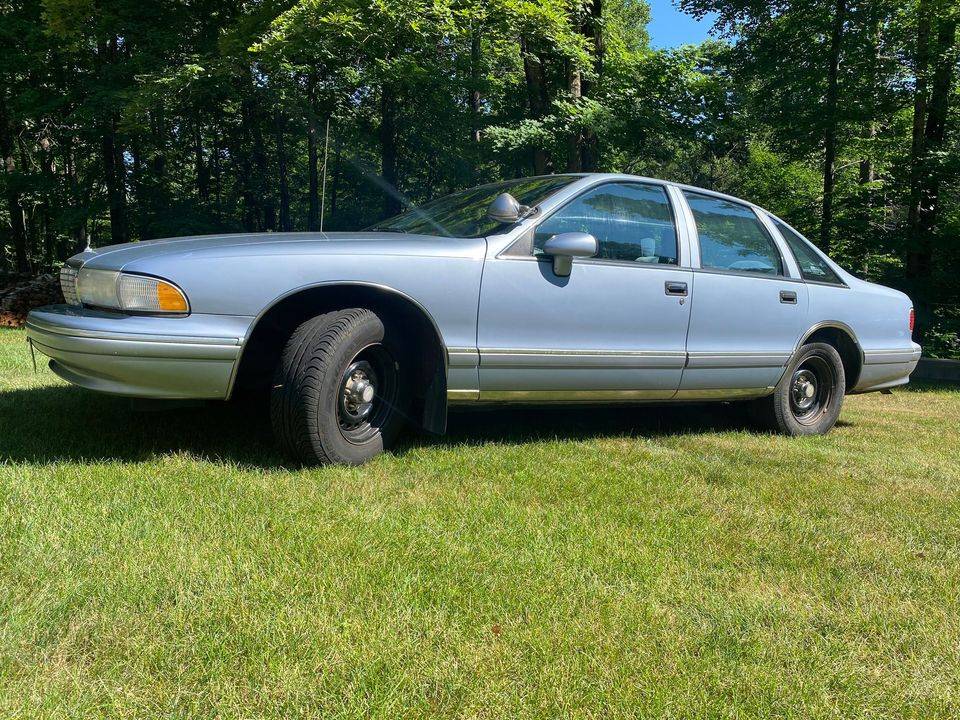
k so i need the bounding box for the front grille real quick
[60,266,80,306]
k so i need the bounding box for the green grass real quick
[1,327,959,719]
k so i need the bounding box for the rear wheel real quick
[752,342,845,436]
[271,308,408,465]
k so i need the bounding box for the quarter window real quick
[773,218,843,285]
[534,183,678,265]
[684,192,783,276]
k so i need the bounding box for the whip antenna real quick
[319,117,330,233]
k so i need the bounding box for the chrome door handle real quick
[665,281,688,296]
[780,290,798,304]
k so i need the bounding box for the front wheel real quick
[751,342,846,436]
[271,308,409,465]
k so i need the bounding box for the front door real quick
[477,181,693,400]
[678,191,810,395]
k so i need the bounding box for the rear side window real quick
[773,218,843,285]
[534,182,678,265]
[684,192,783,276]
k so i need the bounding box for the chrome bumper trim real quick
[25,315,241,347]
[447,346,480,367]
[447,389,481,402]
[685,351,789,368]
[862,347,923,365]
[460,387,774,402]
[673,387,774,400]
[28,324,240,361]
[479,347,686,369]
[477,389,676,402]
[25,310,241,400]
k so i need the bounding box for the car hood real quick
[74,231,483,271]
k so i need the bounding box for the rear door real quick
[476,181,693,400]
[678,191,809,395]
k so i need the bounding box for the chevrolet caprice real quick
[27,174,921,464]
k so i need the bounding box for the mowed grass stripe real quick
[1,327,958,718]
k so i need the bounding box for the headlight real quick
[76,269,189,314]
[118,274,189,313]
[76,269,121,308]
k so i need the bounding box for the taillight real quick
[909,307,915,333]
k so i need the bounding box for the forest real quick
[1,0,958,355]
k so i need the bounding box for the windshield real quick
[368,176,579,238]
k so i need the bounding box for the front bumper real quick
[26,305,253,400]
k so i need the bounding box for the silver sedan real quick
[27,174,920,464]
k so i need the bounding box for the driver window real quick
[533,183,679,265]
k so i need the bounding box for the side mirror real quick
[487,193,529,224]
[542,232,598,277]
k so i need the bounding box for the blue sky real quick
[646,0,718,49]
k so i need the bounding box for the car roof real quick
[566,173,765,211]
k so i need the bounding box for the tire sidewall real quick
[309,313,407,464]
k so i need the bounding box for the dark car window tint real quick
[773,218,843,285]
[684,192,783,276]
[534,183,678,265]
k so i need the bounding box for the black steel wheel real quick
[788,355,836,426]
[336,347,399,444]
[751,342,846,436]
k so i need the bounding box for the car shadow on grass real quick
[0,385,283,467]
[0,384,775,468]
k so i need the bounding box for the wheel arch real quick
[791,321,864,392]
[229,281,448,433]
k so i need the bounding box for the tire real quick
[751,342,846,436]
[270,308,409,465]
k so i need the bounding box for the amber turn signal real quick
[118,273,190,314]
[157,281,189,312]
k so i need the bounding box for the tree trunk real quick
[567,60,582,172]
[275,108,291,232]
[521,39,551,174]
[150,108,166,180]
[910,12,958,280]
[859,122,875,184]
[195,121,209,202]
[906,0,932,279]
[307,113,319,231]
[307,78,320,232]
[819,0,846,253]
[93,36,127,246]
[379,84,401,217]
[253,123,273,230]
[63,134,87,255]
[101,114,127,245]
[580,0,602,170]
[3,168,29,273]
[330,132,342,227]
[859,8,880,188]
[239,97,258,232]
[1,94,29,271]
[212,131,222,217]
[131,138,144,238]
[470,30,482,145]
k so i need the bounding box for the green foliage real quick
[0,0,958,352]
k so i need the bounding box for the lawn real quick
[1,326,959,719]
